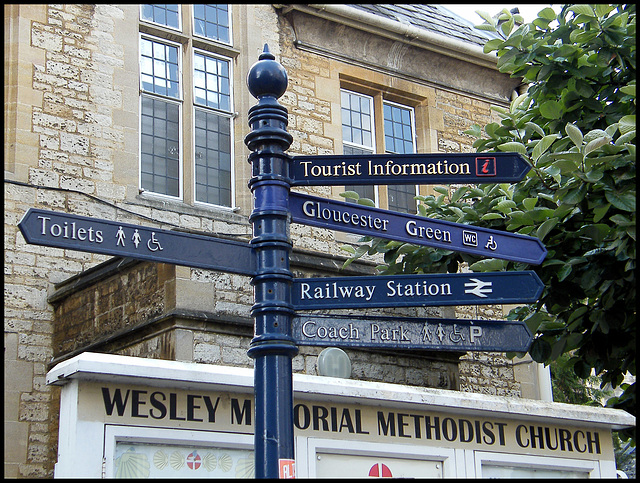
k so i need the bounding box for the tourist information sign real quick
[289,192,547,265]
[290,152,532,186]
[292,271,544,310]
[18,208,256,276]
[292,314,533,352]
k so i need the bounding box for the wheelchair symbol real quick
[147,232,163,251]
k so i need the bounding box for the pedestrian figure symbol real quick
[116,226,126,246]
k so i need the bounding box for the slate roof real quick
[350,4,499,47]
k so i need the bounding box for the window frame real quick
[383,99,419,214]
[137,6,238,209]
[340,89,421,213]
[139,4,182,32]
[340,88,379,207]
[191,48,235,209]
[192,4,233,46]
[138,33,184,201]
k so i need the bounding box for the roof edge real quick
[275,4,499,70]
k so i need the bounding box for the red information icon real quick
[368,463,392,477]
[476,156,497,177]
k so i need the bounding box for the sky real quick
[441,4,560,25]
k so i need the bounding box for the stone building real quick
[4,4,633,478]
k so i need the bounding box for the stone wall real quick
[4,4,132,477]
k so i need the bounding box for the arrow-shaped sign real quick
[292,314,533,352]
[292,271,543,310]
[18,208,256,276]
[289,192,547,265]
[290,152,532,186]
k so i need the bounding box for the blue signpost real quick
[292,271,544,310]
[292,314,533,353]
[290,152,532,186]
[244,45,297,479]
[289,191,547,265]
[17,46,548,479]
[18,208,256,276]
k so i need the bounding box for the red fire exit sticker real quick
[279,459,296,478]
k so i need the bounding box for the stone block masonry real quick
[4,4,129,478]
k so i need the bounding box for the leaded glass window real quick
[384,102,417,214]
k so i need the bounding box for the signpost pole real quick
[245,45,297,479]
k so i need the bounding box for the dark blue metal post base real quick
[245,45,297,479]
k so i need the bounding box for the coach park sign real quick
[18,46,547,478]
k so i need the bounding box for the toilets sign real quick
[18,208,256,276]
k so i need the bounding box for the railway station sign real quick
[290,152,531,186]
[18,208,256,276]
[292,271,544,310]
[292,314,533,352]
[289,192,547,265]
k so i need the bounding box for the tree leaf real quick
[340,191,360,200]
[522,197,538,211]
[469,258,507,272]
[584,136,611,156]
[497,141,527,154]
[618,115,636,135]
[537,217,558,241]
[568,5,595,17]
[539,100,562,120]
[605,190,636,212]
[530,338,552,362]
[483,38,503,54]
[538,7,557,20]
[532,134,558,161]
[357,197,376,207]
[565,123,583,148]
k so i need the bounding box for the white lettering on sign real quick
[368,159,471,177]
[302,320,360,341]
[297,159,471,179]
[300,282,376,301]
[299,160,363,178]
[370,323,410,342]
[405,221,452,243]
[301,200,390,232]
[37,215,164,252]
[38,215,104,243]
[386,280,452,298]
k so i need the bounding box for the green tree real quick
[342,5,635,442]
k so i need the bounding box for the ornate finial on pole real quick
[244,45,297,479]
[247,44,288,100]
